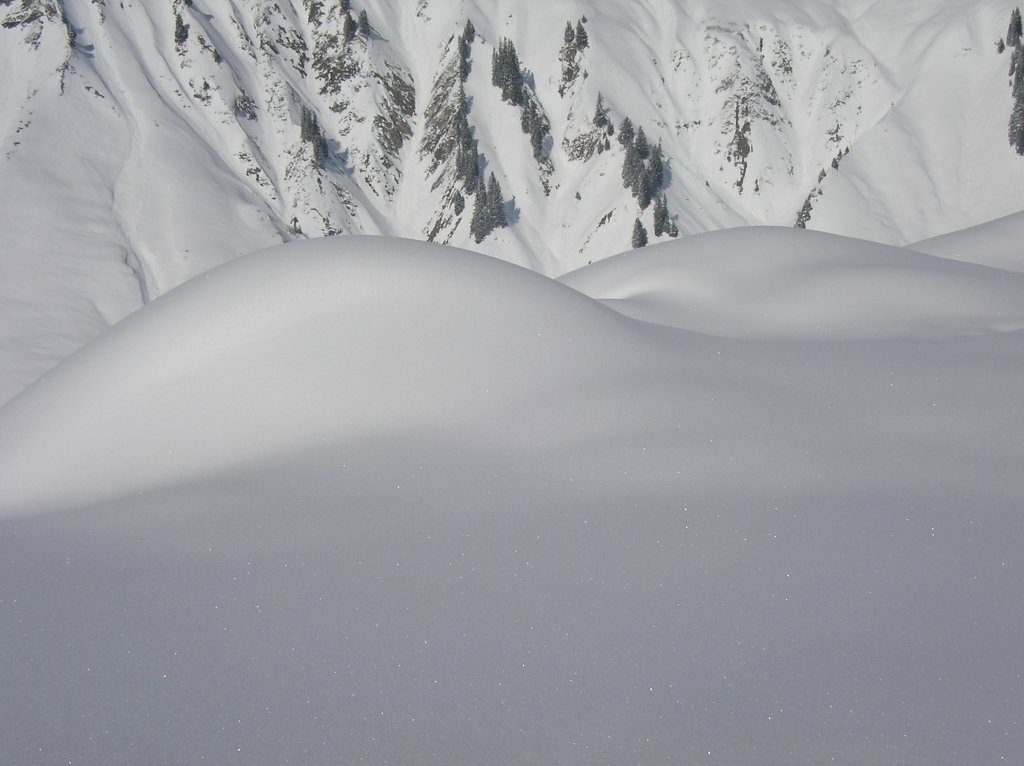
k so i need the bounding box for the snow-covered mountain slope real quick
[2,0,1024,402]
[1,235,1022,765]
[910,209,1024,272]
[561,226,1024,338]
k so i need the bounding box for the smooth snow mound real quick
[0,236,642,514]
[910,210,1024,273]
[561,227,1024,338]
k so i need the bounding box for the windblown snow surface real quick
[1,233,1023,765]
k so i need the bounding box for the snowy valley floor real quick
[0,230,1022,765]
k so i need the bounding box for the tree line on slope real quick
[1007,7,1024,155]
[179,2,680,250]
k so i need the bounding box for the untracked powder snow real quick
[0,234,1021,765]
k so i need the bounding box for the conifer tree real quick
[564,21,575,46]
[647,143,664,191]
[487,173,508,229]
[1011,58,1024,154]
[299,106,330,168]
[636,170,654,210]
[631,218,648,249]
[470,173,508,242]
[621,141,642,190]
[357,10,370,37]
[300,106,314,142]
[634,127,650,160]
[343,12,356,43]
[174,13,189,47]
[1009,95,1024,154]
[593,93,609,129]
[618,116,634,146]
[653,194,669,237]
[312,134,329,168]
[470,183,487,242]
[795,196,813,228]
[521,99,536,134]
[455,137,480,194]
[1015,49,1024,100]
[458,20,474,79]
[530,121,545,159]
[575,20,589,49]
[1009,7,1023,47]
[453,191,465,215]
[492,39,525,105]
[453,82,469,135]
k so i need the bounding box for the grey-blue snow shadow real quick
[1,422,1021,766]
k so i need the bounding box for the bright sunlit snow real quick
[3,0,1024,404]
[1,234,1021,765]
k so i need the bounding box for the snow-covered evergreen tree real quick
[174,13,189,48]
[1009,7,1023,47]
[312,135,329,168]
[470,173,509,242]
[307,0,324,25]
[492,38,525,106]
[487,174,508,229]
[653,194,669,236]
[618,117,634,146]
[622,141,641,191]
[631,218,648,248]
[634,127,650,160]
[459,20,475,80]
[1010,61,1024,154]
[575,20,589,50]
[470,184,487,242]
[593,93,610,131]
[647,143,665,191]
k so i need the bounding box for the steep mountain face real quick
[1,0,1023,402]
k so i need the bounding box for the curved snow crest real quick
[0,236,644,516]
[910,210,1024,274]
[561,226,1024,339]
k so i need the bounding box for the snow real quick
[560,226,1024,339]
[1,2,1023,761]
[910,209,1024,274]
[1,233,1022,765]
[4,0,1024,405]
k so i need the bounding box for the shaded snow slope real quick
[910,209,1024,273]
[1,235,1022,765]
[560,226,1024,339]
